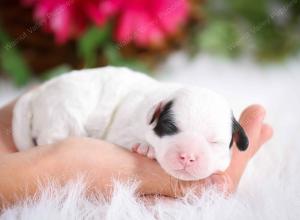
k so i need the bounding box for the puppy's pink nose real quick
[178,153,198,167]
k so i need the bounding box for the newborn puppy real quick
[13,66,248,181]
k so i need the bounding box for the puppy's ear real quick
[147,100,179,137]
[147,102,163,125]
[230,115,249,151]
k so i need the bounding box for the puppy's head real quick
[145,87,248,180]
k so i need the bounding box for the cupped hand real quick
[0,101,273,200]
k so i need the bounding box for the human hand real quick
[0,102,273,203]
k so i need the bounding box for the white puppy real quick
[13,66,248,180]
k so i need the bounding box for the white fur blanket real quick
[1,54,300,220]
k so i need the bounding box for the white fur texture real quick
[1,53,300,219]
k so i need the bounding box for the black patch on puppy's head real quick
[150,100,179,137]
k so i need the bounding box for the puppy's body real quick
[14,67,175,149]
[13,66,248,180]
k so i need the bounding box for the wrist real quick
[0,145,60,205]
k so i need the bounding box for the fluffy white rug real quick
[1,54,300,220]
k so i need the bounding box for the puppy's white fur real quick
[13,66,232,180]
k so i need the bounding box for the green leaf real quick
[199,0,300,61]
[0,28,10,45]
[78,24,111,67]
[228,0,268,23]
[0,49,31,86]
[0,26,32,86]
[104,44,123,65]
[197,20,240,57]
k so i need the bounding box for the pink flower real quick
[112,0,189,47]
[22,0,114,44]
[22,0,189,46]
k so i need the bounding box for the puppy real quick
[13,66,248,181]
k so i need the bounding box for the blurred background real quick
[0,0,299,87]
[1,1,300,217]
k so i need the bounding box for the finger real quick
[259,123,273,146]
[239,105,266,140]
[228,105,268,170]
[239,104,266,123]
[231,105,266,154]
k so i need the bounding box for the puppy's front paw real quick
[131,143,155,159]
